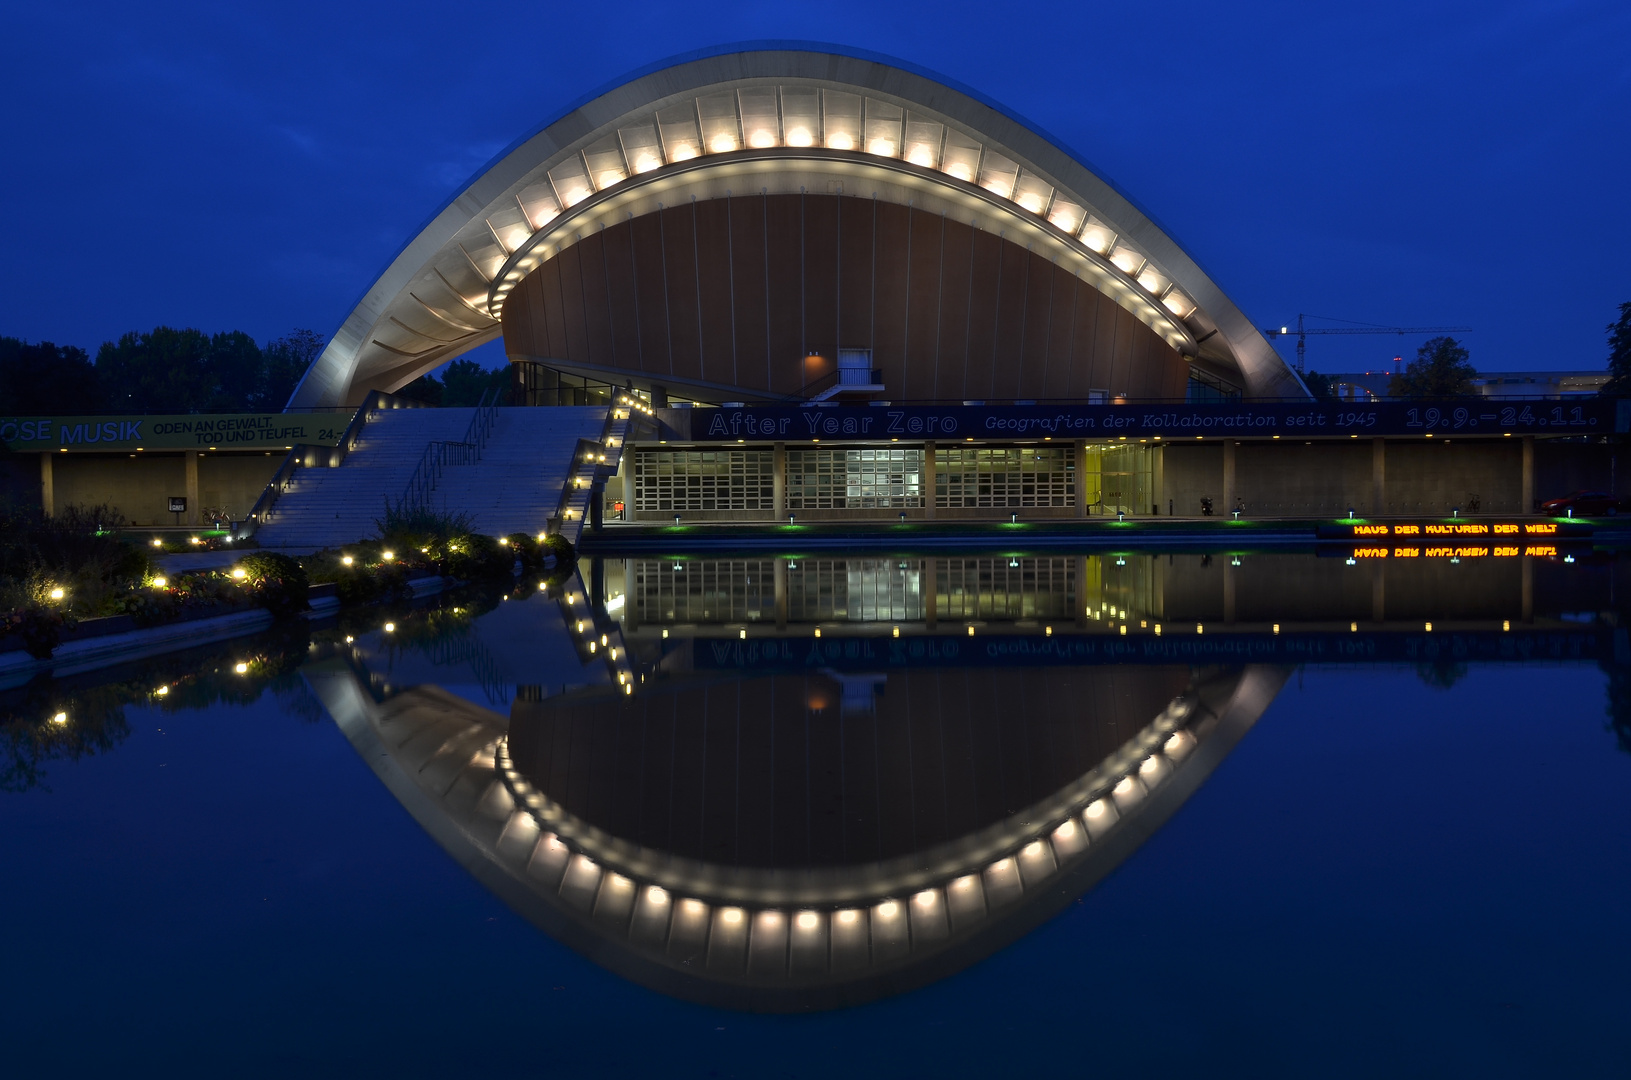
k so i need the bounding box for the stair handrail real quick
[400,439,477,512]
[549,438,609,532]
[461,389,500,455]
[234,446,302,540]
[232,390,438,540]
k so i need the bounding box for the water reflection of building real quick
[601,550,1616,632]
[310,654,1285,1011]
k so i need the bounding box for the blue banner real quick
[671,399,1620,442]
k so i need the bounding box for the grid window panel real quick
[937,558,1079,620]
[787,559,925,622]
[787,448,924,509]
[634,450,775,512]
[935,447,1075,508]
[632,559,776,623]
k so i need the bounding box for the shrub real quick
[375,499,475,550]
[541,532,575,567]
[236,552,310,618]
[0,503,152,617]
[503,533,543,568]
[0,605,71,659]
[440,534,512,581]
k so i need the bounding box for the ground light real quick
[51,712,67,725]
[48,587,64,600]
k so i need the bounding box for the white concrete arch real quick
[290,44,1303,408]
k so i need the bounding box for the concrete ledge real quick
[0,574,453,688]
[0,607,274,689]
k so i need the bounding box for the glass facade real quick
[627,442,1162,517]
[787,448,924,509]
[1086,443,1154,515]
[787,559,925,621]
[936,446,1074,508]
[632,559,775,623]
[634,450,775,513]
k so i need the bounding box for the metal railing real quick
[233,390,431,540]
[462,388,500,453]
[399,441,478,511]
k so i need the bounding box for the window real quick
[787,448,924,509]
[935,446,1074,508]
[937,558,1078,619]
[634,450,775,512]
[632,559,774,623]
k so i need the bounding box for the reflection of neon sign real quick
[1353,543,1563,559]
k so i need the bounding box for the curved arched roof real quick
[290,43,1302,408]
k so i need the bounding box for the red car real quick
[1539,490,1619,516]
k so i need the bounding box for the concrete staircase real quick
[253,406,606,548]
[430,407,606,536]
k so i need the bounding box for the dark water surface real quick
[3,553,1629,1077]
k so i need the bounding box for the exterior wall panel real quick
[1043,263,1078,399]
[964,230,1004,400]
[601,218,642,369]
[1018,252,1054,395]
[903,210,945,399]
[764,195,805,396]
[576,231,614,366]
[728,196,770,390]
[661,205,703,384]
[871,202,912,396]
[837,197,875,356]
[802,195,840,366]
[629,211,671,376]
[935,217,974,400]
[693,198,737,387]
[504,193,1187,399]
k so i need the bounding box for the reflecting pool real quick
[4,552,1630,1074]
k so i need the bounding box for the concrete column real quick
[1078,555,1092,627]
[1372,438,1387,516]
[1521,436,1534,514]
[923,442,936,519]
[1222,440,1237,513]
[924,557,938,629]
[1151,443,1165,516]
[774,558,788,629]
[773,443,786,520]
[185,450,199,526]
[1075,440,1088,518]
[1150,554,1165,622]
[621,445,635,521]
[623,559,639,633]
[39,453,53,517]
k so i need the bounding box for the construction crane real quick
[1262,314,1473,373]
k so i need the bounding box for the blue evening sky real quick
[2,0,1627,376]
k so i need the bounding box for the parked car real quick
[1539,490,1619,516]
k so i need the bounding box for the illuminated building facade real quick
[280,45,1623,524]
